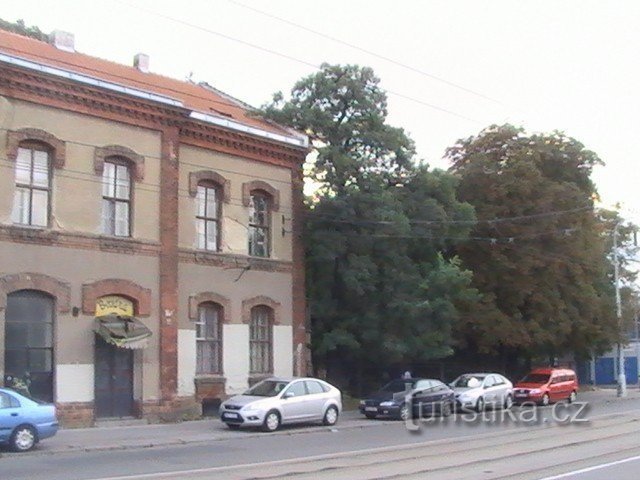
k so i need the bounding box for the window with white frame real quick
[11,145,51,227]
[249,306,273,374]
[196,303,223,375]
[196,183,220,251]
[248,192,270,257]
[101,159,131,237]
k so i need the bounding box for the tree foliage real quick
[0,18,49,42]
[448,124,621,360]
[261,63,415,194]
[261,65,477,387]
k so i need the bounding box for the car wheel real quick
[398,403,410,421]
[262,410,281,432]
[227,424,241,430]
[323,406,339,426]
[504,394,513,410]
[568,390,577,403]
[364,413,377,419]
[10,425,37,452]
[441,402,452,417]
[475,397,485,412]
[540,394,550,407]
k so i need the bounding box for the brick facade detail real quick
[159,127,180,400]
[81,279,152,316]
[94,145,145,182]
[188,170,231,202]
[241,295,282,325]
[0,272,71,313]
[56,402,94,428]
[6,127,66,168]
[242,180,280,212]
[188,292,231,321]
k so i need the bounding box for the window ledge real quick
[8,225,58,244]
[195,375,226,385]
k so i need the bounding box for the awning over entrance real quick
[94,315,152,349]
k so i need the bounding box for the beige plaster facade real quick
[0,31,308,426]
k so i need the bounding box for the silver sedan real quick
[450,373,513,411]
[219,377,342,432]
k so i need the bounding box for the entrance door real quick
[4,290,54,403]
[94,336,133,418]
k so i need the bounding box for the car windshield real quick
[380,380,416,393]
[452,375,485,388]
[520,373,550,384]
[244,380,290,397]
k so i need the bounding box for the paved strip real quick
[83,411,640,480]
[534,455,640,480]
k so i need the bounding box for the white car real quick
[219,377,342,431]
[450,373,513,411]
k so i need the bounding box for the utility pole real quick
[614,222,627,397]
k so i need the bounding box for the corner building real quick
[0,30,309,426]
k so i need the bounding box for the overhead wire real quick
[112,0,484,124]
[226,0,506,107]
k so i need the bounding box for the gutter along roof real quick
[0,30,308,149]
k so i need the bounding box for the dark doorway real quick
[4,290,54,403]
[94,336,134,418]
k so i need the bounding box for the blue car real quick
[0,388,59,452]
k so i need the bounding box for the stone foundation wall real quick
[142,396,200,423]
[56,401,94,428]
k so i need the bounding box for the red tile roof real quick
[0,29,287,135]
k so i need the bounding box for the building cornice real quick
[0,55,308,167]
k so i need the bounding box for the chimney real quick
[134,53,150,73]
[49,30,75,52]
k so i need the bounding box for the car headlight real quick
[529,389,541,395]
[379,401,397,407]
[359,400,366,406]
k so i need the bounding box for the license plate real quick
[515,393,527,398]
[365,407,378,412]
[224,412,239,419]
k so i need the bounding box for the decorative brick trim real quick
[0,225,160,257]
[188,292,231,321]
[188,170,231,202]
[194,376,227,401]
[0,272,70,313]
[242,180,280,212]
[6,128,66,168]
[81,279,152,316]
[94,145,145,182]
[56,402,95,428]
[290,167,310,376]
[241,295,282,325]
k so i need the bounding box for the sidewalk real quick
[23,409,376,455]
[10,389,640,456]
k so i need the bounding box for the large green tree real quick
[261,63,415,194]
[448,124,620,362]
[261,65,477,389]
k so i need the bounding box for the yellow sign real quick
[96,295,134,317]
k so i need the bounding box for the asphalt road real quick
[2,391,640,480]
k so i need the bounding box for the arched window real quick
[196,303,223,375]
[4,290,55,403]
[11,144,51,227]
[248,191,271,257]
[249,305,273,374]
[101,157,132,237]
[196,182,221,251]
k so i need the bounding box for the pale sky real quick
[3,0,639,221]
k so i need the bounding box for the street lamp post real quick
[614,222,627,397]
